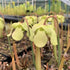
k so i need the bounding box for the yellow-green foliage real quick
[0,18,4,38]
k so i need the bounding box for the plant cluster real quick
[0,1,46,16]
[0,1,33,16]
[51,0,65,13]
[0,1,66,16]
[6,14,65,70]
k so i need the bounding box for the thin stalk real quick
[66,24,70,53]
[59,24,70,70]
[44,16,58,63]
[54,16,61,66]
[52,19,59,64]
[65,4,67,13]
[5,29,12,56]
[48,0,51,12]
[13,42,21,69]
[12,53,16,70]
[56,0,61,13]
[7,37,12,54]
[53,45,58,62]
[31,42,36,67]
[23,18,35,67]
[64,21,67,47]
[58,56,65,70]
[52,0,55,12]
[35,47,41,70]
[57,28,61,66]
[60,19,63,58]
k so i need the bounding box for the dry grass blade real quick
[13,42,21,68]
[58,24,70,70]
[58,56,65,70]
[65,24,70,53]
[46,63,48,70]
[12,53,16,70]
